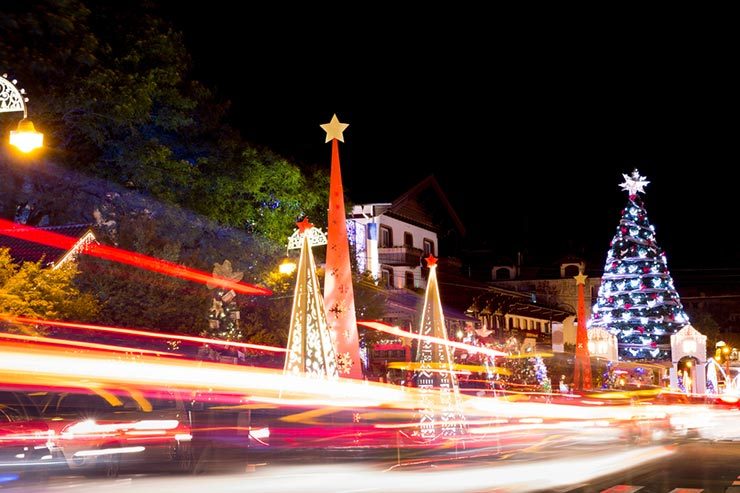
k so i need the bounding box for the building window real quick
[423,238,435,257]
[495,267,510,280]
[404,232,413,247]
[405,271,415,289]
[563,265,580,278]
[381,268,393,288]
[508,317,514,330]
[380,226,393,247]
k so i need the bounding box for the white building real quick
[348,203,435,289]
[346,176,465,290]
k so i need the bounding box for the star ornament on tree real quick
[296,217,314,234]
[320,114,349,143]
[206,260,244,290]
[425,254,438,268]
[619,169,650,195]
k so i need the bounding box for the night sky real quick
[160,6,736,272]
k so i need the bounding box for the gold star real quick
[320,114,349,143]
[574,272,588,285]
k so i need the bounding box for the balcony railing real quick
[378,246,423,266]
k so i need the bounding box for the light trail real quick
[0,314,287,353]
[0,218,272,296]
[9,446,673,492]
[386,361,510,375]
[357,320,507,358]
[0,339,676,425]
[0,331,178,356]
[0,341,414,410]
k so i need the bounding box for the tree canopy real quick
[0,1,385,349]
[0,0,327,242]
[0,248,99,332]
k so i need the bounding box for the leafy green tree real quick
[189,149,329,244]
[1,0,329,244]
[1,0,332,345]
[0,248,99,333]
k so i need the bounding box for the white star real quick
[619,169,650,195]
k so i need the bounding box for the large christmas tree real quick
[589,170,689,360]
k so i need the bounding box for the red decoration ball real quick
[650,342,657,348]
[625,303,632,309]
[637,326,645,333]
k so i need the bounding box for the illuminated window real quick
[380,226,393,247]
[405,271,415,289]
[423,238,435,256]
[381,268,394,288]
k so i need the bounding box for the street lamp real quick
[278,258,297,275]
[1,73,43,153]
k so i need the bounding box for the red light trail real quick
[1,314,287,353]
[0,331,178,356]
[0,218,272,296]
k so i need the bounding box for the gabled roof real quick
[386,176,466,236]
[0,223,94,266]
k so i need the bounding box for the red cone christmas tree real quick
[573,272,592,390]
[321,114,363,378]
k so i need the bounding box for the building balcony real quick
[378,246,423,266]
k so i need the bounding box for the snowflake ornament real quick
[619,169,650,195]
[336,352,354,375]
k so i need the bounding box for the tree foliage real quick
[0,0,337,344]
[0,0,328,242]
[0,248,99,333]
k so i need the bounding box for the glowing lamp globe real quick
[279,259,297,275]
[9,118,43,153]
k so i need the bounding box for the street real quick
[559,441,740,493]
[3,438,739,492]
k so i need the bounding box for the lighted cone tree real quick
[589,170,690,360]
[283,218,338,378]
[414,255,465,440]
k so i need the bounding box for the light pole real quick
[1,73,43,153]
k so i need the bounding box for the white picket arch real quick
[670,324,706,393]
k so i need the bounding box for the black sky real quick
[158,5,736,271]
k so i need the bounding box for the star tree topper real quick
[320,114,349,143]
[619,169,650,195]
[574,272,588,285]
